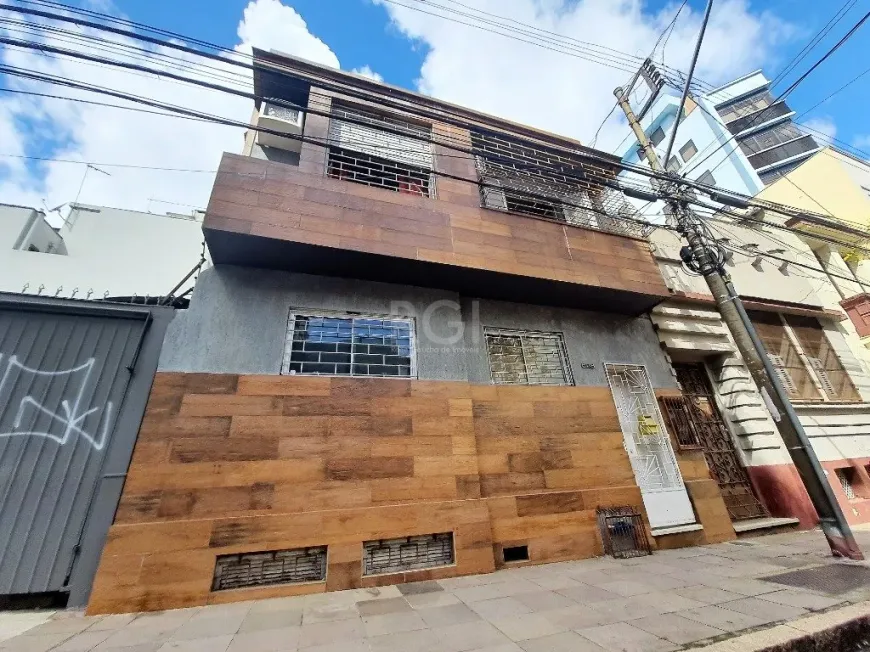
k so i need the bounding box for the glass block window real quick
[485,329,573,386]
[212,547,327,591]
[363,533,454,576]
[283,312,415,377]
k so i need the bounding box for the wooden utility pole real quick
[613,19,863,559]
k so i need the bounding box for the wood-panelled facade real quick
[88,375,734,614]
[204,66,670,315]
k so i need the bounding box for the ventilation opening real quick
[363,532,454,576]
[835,468,858,501]
[0,592,68,611]
[502,545,529,563]
[212,546,327,591]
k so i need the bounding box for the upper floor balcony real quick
[203,50,670,315]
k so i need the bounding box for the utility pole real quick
[613,0,862,560]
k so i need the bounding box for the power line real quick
[589,0,689,147]
[3,7,865,249]
[0,69,663,236]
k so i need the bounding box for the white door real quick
[605,364,696,530]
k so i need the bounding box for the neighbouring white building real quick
[2,202,207,300]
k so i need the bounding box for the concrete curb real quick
[693,600,870,651]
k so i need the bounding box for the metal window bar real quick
[657,396,703,450]
[363,533,455,576]
[212,547,327,591]
[485,329,573,386]
[327,147,432,198]
[597,507,651,559]
[470,131,652,239]
[283,312,415,378]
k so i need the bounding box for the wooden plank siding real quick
[204,97,670,302]
[88,374,734,614]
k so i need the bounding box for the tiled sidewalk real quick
[2,528,869,652]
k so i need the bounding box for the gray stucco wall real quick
[160,265,677,388]
[462,299,677,388]
[159,266,469,380]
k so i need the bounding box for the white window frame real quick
[282,309,418,379]
[483,327,574,386]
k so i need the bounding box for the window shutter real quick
[767,354,798,396]
[328,110,432,169]
[808,357,838,399]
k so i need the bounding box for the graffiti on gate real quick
[0,354,113,451]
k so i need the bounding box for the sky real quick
[1,0,869,220]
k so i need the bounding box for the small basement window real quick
[327,147,432,197]
[835,468,857,501]
[502,545,529,563]
[363,533,455,576]
[283,312,415,378]
[212,546,327,591]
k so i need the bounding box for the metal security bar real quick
[283,312,415,377]
[597,507,651,559]
[363,533,455,576]
[327,147,432,197]
[212,547,327,591]
[470,131,652,239]
[657,396,703,450]
[484,329,573,386]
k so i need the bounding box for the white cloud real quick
[803,116,837,146]
[351,65,384,82]
[0,0,339,222]
[374,0,793,151]
[852,134,870,153]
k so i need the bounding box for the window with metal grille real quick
[649,126,666,147]
[679,140,698,162]
[327,148,432,197]
[470,130,651,239]
[363,533,454,576]
[283,312,415,377]
[485,329,573,386]
[835,468,857,500]
[212,547,327,591]
[327,103,433,197]
[783,315,860,401]
[696,170,717,187]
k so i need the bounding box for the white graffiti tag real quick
[0,354,113,451]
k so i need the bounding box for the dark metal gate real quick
[663,363,768,521]
[0,294,173,604]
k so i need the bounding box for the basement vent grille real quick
[212,546,327,591]
[363,533,454,576]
